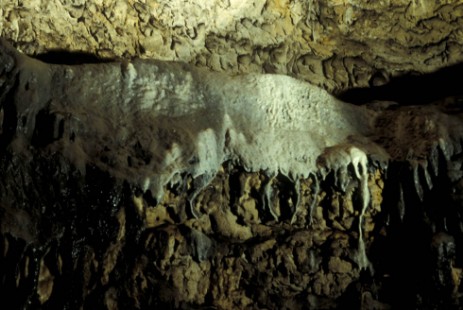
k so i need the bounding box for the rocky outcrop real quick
[1,39,463,309]
[1,0,463,92]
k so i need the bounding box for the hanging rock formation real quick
[2,0,463,309]
[1,36,463,309]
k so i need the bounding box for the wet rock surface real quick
[1,39,463,309]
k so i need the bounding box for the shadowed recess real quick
[34,50,114,65]
[337,62,463,106]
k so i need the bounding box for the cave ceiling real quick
[2,0,463,92]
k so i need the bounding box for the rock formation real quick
[1,1,463,309]
[2,0,463,91]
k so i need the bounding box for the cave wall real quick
[1,1,463,310]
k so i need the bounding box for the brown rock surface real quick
[1,1,463,309]
[2,0,463,91]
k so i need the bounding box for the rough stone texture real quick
[1,0,463,92]
[1,39,463,309]
[2,1,463,309]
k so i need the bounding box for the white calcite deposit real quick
[2,38,463,272]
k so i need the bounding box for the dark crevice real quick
[337,62,463,106]
[33,50,114,65]
[31,109,60,147]
[370,153,462,308]
[227,165,242,213]
[275,174,298,222]
[0,75,19,150]
[143,190,158,206]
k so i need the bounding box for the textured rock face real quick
[2,0,463,92]
[1,39,463,309]
[2,1,463,309]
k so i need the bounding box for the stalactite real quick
[1,36,463,309]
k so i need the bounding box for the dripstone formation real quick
[1,34,463,309]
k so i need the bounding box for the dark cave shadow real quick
[337,62,463,106]
[34,49,115,65]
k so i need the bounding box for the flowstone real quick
[1,39,463,309]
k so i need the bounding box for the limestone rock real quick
[1,39,463,309]
[1,0,463,92]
